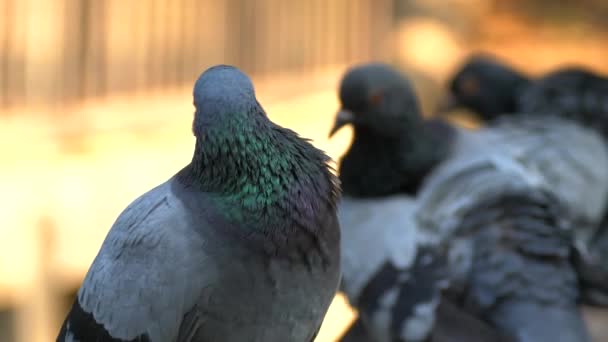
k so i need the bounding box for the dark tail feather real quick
[572,212,608,306]
[430,298,515,342]
[56,298,150,342]
[338,318,370,342]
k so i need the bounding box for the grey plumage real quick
[419,116,608,236]
[334,63,608,342]
[461,190,586,342]
[515,67,608,307]
[57,65,341,342]
[332,63,509,342]
[415,115,608,342]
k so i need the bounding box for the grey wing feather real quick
[338,195,420,302]
[338,116,608,342]
[504,116,608,223]
[488,300,589,342]
[77,181,210,341]
[415,116,604,342]
[176,305,205,342]
[338,195,449,342]
[418,116,608,241]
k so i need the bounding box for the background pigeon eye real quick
[460,76,481,97]
[369,92,384,106]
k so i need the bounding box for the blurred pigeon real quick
[415,111,608,341]
[329,64,456,197]
[439,54,531,121]
[56,65,341,342]
[444,60,608,311]
[333,63,608,342]
[330,63,509,342]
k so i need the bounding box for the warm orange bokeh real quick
[2,1,608,341]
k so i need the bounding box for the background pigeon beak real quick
[436,94,461,115]
[329,110,354,137]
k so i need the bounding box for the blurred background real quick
[1,0,608,341]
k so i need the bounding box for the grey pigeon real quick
[439,53,531,121]
[415,111,608,342]
[444,63,608,308]
[333,63,608,342]
[330,63,510,342]
[56,65,341,342]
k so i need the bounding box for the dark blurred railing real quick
[0,0,394,109]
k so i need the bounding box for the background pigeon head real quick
[192,65,262,137]
[330,63,422,138]
[440,54,531,122]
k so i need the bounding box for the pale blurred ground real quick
[3,0,608,341]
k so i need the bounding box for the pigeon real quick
[414,68,608,340]
[444,59,608,308]
[333,63,608,341]
[439,54,531,121]
[329,64,456,198]
[56,65,341,342]
[330,63,510,342]
[414,116,608,342]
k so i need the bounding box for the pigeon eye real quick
[460,76,480,97]
[369,92,384,106]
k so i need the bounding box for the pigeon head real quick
[329,64,453,197]
[329,63,422,138]
[184,65,340,231]
[192,65,262,137]
[439,54,530,122]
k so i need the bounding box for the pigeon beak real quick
[436,94,461,115]
[329,109,354,138]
